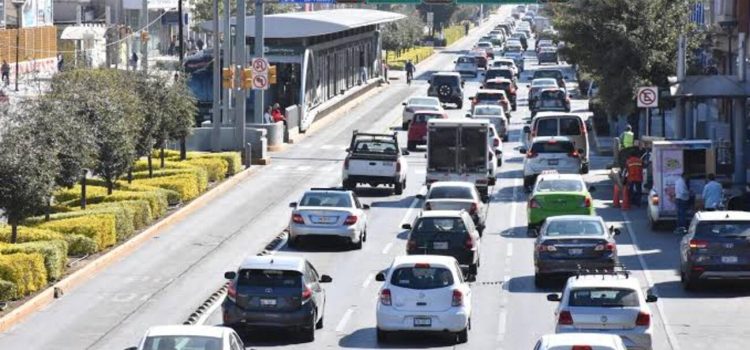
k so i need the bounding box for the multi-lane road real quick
[1,6,749,350]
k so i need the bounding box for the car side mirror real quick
[519,148,527,154]
[402,149,410,155]
[401,223,412,230]
[289,202,297,208]
[453,60,456,63]
[415,194,425,200]
[362,204,370,210]
[479,85,484,89]
[675,227,688,235]
[224,271,237,280]
[646,294,658,303]
[320,274,333,283]
[375,272,386,282]
[526,84,530,88]
[465,113,472,118]
[124,347,138,350]
[345,147,350,152]
[546,294,561,302]
[588,186,596,193]
[402,102,407,106]
[523,126,531,133]
[564,75,570,79]
[461,80,465,87]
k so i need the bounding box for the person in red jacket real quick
[625,154,644,207]
[271,103,286,125]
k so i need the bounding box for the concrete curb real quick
[0,165,259,333]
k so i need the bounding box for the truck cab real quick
[342,131,409,195]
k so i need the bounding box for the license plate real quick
[548,159,559,165]
[314,216,336,224]
[722,256,738,264]
[568,248,583,255]
[413,317,432,327]
[260,298,277,307]
[383,162,394,166]
[433,241,449,250]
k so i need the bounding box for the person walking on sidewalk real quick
[702,173,723,211]
[359,50,368,85]
[405,60,415,85]
[1,60,9,87]
[673,173,692,231]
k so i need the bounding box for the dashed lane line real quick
[335,307,356,333]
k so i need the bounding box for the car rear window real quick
[429,186,473,200]
[531,140,574,153]
[485,82,512,91]
[569,288,640,307]
[474,106,504,115]
[300,192,352,207]
[414,217,467,234]
[544,220,604,236]
[560,117,582,136]
[409,97,438,106]
[143,336,222,350]
[477,93,503,100]
[354,140,398,155]
[413,113,442,123]
[390,266,454,290]
[535,119,558,136]
[237,269,302,288]
[456,56,475,64]
[539,93,566,108]
[486,69,513,80]
[535,70,563,79]
[695,221,750,238]
[432,75,458,85]
[536,179,583,192]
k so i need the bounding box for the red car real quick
[407,111,448,151]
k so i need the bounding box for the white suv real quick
[546,271,658,350]
[375,255,473,344]
[521,136,583,189]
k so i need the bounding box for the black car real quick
[403,211,481,275]
[533,215,620,287]
[679,211,750,290]
[222,256,332,342]
[427,72,465,108]
[537,49,559,65]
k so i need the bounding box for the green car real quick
[527,172,596,231]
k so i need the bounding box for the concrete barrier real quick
[285,105,301,143]
[248,122,284,151]
[181,127,269,163]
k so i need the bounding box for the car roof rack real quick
[574,264,630,279]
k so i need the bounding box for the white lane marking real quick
[295,165,312,172]
[399,196,422,228]
[496,308,508,342]
[335,307,355,333]
[509,178,521,234]
[622,211,680,350]
[274,165,288,171]
[506,243,513,257]
[414,169,426,175]
[381,242,393,255]
[362,272,374,289]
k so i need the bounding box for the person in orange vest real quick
[625,153,644,207]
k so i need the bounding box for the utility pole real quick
[178,0,186,159]
[141,0,148,73]
[254,0,265,124]
[235,0,247,150]
[211,0,221,151]
[222,0,231,125]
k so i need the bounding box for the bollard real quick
[613,184,620,208]
[244,143,252,168]
[622,184,631,211]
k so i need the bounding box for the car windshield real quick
[237,269,302,288]
[390,267,454,290]
[544,220,604,236]
[413,113,442,123]
[414,217,467,233]
[300,192,352,207]
[353,140,398,155]
[142,336,223,350]
[695,221,750,237]
[428,186,473,200]
[456,56,476,64]
[569,288,640,307]
[536,179,584,192]
[532,79,557,87]
[476,93,503,101]
[409,97,439,106]
[474,106,503,115]
[531,141,575,153]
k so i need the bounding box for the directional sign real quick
[253,74,269,90]
[637,86,658,108]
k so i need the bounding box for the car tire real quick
[523,176,534,191]
[316,312,324,329]
[581,163,590,174]
[457,101,463,109]
[456,327,469,344]
[681,270,699,291]
[407,141,417,151]
[394,181,404,195]
[402,121,409,130]
[288,235,300,249]
[468,263,478,275]
[497,158,503,167]
[343,179,355,191]
[477,225,484,237]
[489,177,496,186]
[376,328,390,343]
[352,232,363,250]
[302,312,316,342]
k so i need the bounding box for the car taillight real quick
[227,280,237,302]
[424,202,432,210]
[292,213,304,224]
[651,195,660,205]
[558,310,574,325]
[569,151,579,158]
[396,160,402,173]
[493,138,500,147]
[537,243,557,252]
[380,289,392,305]
[407,239,417,251]
[302,285,313,301]
[452,289,464,307]
[689,239,708,249]
[529,198,541,208]
[595,242,615,251]
[344,157,350,170]
[465,237,474,249]
[635,311,651,327]
[344,215,358,225]
[469,203,478,214]
[581,197,592,208]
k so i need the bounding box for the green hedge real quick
[131,168,209,192]
[26,209,133,242]
[387,46,435,70]
[133,174,201,202]
[66,234,98,256]
[37,215,117,251]
[85,200,153,230]
[185,158,227,182]
[444,24,466,46]
[0,225,96,256]
[0,253,47,298]
[161,150,242,176]
[0,279,17,301]
[0,240,67,281]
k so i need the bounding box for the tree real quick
[191,0,296,31]
[154,76,198,167]
[0,124,59,243]
[382,15,425,55]
[132,74,166,177]
[552,0,697,116]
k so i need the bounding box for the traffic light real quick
[241,68,253,90]
[269,65,277,84]
[140,30,150,43]
[222,67,235,89]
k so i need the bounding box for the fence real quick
[0,26,57,63]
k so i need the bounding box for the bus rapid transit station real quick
[183,9,403,158]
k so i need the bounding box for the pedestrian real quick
[358,50,368,85]
[673,173,691,231]
[405,59,415,84]
[263,106,273,124]
[196,38,204,51]
[131,51,138,70]
[619,124,635,149]
[1,60,10,87]
[271,103,286,126]
[625,153,644,207]
[168,35,176,56]
[464,22,470,35]
[383,62,389,84]
[702,173,723,211]
[57,53,64,72]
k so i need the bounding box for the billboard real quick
[22,0,52,28]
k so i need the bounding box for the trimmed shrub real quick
[26,208,134,242]
[0,240,67,281]
[0,225,65,243]
[55,185,109,204]
[60,188,169,218]
[133,174,200,202]
[81,179,181,207]
[165,151,241,176]
[0,279,16,301]
[131,168,208,193]
[444,25,466,46]
[0,253,47,298]
[387,46,435,70]
[185,157,227,183]
[37,215,117,251]
[85,200,153,230]
[132,158,193,172]
[66,234,98,256]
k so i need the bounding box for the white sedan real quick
[288,188,369,249]
[376,255,473,344]
[125,325,243,350]
[402,96,443,129]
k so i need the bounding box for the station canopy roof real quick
[201,9,405,39]
[671,75,750,98]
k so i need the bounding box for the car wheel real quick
[457,101,463,109]
[581,163,590,174]
[302,312,316,342]
[407,141,417,151]
[376,328,390,343]
[394,181,404,195]
[681,270,699,291]
[497,158,503,167]
[352,232,363,250]
[477,225,484,237]
[288,235,299,249]
[402,121,409,130]
[316,312,324,329]
[512,103,517,111]
[456,327,469,344]
[468,263,478,275]
[523,176,533,191]
[648,214,660,231]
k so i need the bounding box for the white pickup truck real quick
[342,131,409,195]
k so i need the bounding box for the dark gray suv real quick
[428,72,465,109]
[222,255,332,342]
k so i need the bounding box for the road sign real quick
[637,86,658,108]
[253,74,269,90]
[251,57,269,74]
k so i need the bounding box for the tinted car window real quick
[300,192,352,207]
[432,75,458,85]
[486,69,513,80]
[238,269,302,288]
[539,92,566,108]
[474,106,503,115]
[536,179,583,192]
[143,336,222,350]
[535,70,563,79]
[409,97,439,106]
[535,119,558,136]
[413,113,442,123]
[354,140,398,155]
[545,220,604,236]
[429,187,474,199]
[456,57,476,64]
[569,288,640,307]
[476,92,503,101]
[485,81,512,91]
[531,141,575,153]
[390,267,454,290]
[414,217,467,233]
[560,117,582,136]
[695,221,750,238]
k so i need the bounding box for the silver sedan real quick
[288,188,369,249]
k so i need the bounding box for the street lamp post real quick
[11,0,24,92]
